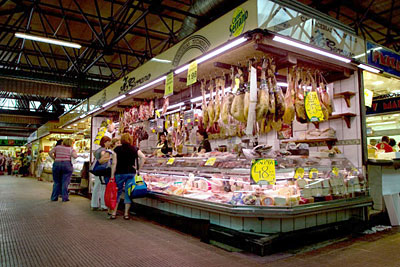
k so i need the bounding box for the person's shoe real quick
[91,207,99,211]
[62,199,70,202]
[109,215,117,220]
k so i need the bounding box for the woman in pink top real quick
[49,139,78,202]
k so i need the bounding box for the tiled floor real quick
[1,175,399,267]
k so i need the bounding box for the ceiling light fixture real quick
[272,36,351,63]
[358,64,381,74]
[175,37,248,75]
[15,32,82,49]
[129,76,167,95]
[372,81,384,85]
[368,121,396,126]
[102,95,126,108]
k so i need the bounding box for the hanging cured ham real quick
[230,67,246,123]
[318,72,333,117]
[207,79,216,124]
[214,78,221,121]
[282,68,295,124]
[256,58,269,122]
[201,80,209,129]
[295,68,307,123]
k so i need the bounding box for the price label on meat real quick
[305,91,324,122]
[250,159,276,185]
[294,167,305,179]
[187,61,197,85]
[332,167,339,176]
[164,72,174,97]
[167,158,175,165]
[205,157,217,166]
[309,168,319,179]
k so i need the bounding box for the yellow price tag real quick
[250,159,276,185]
[165,72,174,97]
[294,167,305,179]
[167,158,175,165]
[155,110,160,118]
[205,157,217,166]
[364,89,373,108]
[187,119,191,123]
[309,168,319,179]
[305,91,324,122]
[332,167,339,176]
[187,61,197,86]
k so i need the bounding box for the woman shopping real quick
[110,133,145,220]
[49,139,78,202]
[91,136,112,211]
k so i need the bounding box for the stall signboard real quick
[366,96,400,115]
[0,139,26,146]
[86,0,258,110]
[258,0,364,59]
[367,41,400,78]
[27,131,37,143]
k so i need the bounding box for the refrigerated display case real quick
[135,153,371,233]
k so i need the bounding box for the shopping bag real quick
[127,174,148,199]
[104,177,118,210]
[89,159,111,177]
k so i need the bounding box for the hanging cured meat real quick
[318,72,333,117]
[149,100,154,118]
[309,70,329,120]
[214,78,221,121]
[162,97,169,116]
[201,80,209,129]
[230,67,246,123]
[271,59,286,124]
[207,79,216,124]
[282,67,295,124]
[266,58,276,115]
[295,68,307,123]
[256,58,269,122]
[243,60,252,122]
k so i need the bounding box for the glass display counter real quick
[135,153,372,233]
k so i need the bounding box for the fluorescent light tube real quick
[150,58,172,63]
[102,94,126,108]
[358,64,381,73]
[157,102,185,113]
[163,107,186,116]
[368,121,396,126]
[15,32,81,49]
[175,37,248,75]
[87,107,101,115]
[129,76,166,95]
[79,114,86,119]
[273,36,351,63]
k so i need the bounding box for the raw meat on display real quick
[162,97,169,116]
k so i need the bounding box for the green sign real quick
[0,139,26,146]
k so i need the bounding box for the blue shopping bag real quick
[127,174,148,199]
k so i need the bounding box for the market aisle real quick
[1,176,400,267]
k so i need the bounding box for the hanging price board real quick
[309,168,319,179]
[305,91,324,122]
[167,158,175,165]
[187,61,198,85]
[294,167,305,179]
[250,159,276,185]
[205,157,217,166]
[364,89,373,108]
[165,72,174,97]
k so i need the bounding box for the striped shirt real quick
[50,146,75,162]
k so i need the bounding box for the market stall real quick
[360,42,400,225]
[77,0,372,235]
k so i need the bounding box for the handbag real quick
[127,157,148,199]
[104,177,118,210]
[89,149,112,177]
